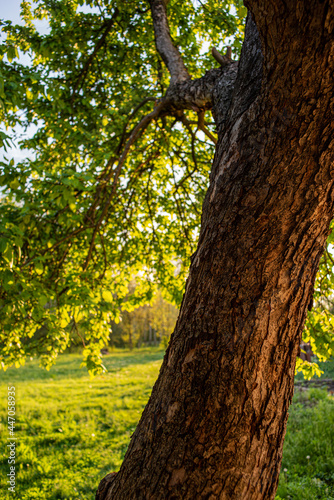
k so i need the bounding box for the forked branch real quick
[82,1,239,271]
[212,46,232,67]
[197,111,217,144]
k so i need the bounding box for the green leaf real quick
[39,295,48,307]
[7,46,16,63]
[35,261,44,275]
[102,290,113,302]
[0,238,8,253]
[3,246,14,267]
[10,178,20,190]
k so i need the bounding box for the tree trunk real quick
[129,318,133,350]
[97,2,334,499]
[149,322,153,345]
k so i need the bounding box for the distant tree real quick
[108,285,178,348]
[150,289,179,346]
[1,1,334,498]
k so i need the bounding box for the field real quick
[0,350,333,500]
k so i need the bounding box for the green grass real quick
[0,349,165,500]
[276,388,334,500]
[0,350,333,500]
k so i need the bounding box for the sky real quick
[1,0,49,30]
[1,1,49,164]
[1,0,23,25]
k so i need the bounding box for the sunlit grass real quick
[276,387,334,499]
[0,349,164,500]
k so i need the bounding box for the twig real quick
[212,46,232,67]
[97,227,108,279]
[21,226,88,268]
[197,110,217,144]
[93,97,156,187]
[170,157,190,241]
[180,113,199,170]
[72,317,86,348]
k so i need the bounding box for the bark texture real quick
[97,1,334,499]
[164,64,238,116]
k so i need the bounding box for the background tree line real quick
[109,289,178,349]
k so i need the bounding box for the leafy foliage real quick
[0,0,245,372]
[0,0,333,376]
[298,243,334,379]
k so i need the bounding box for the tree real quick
[1,0,334,498]
[95,2,334,499]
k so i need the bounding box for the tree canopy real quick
[0,0,333,375]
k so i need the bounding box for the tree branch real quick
[166,64,238,122]
[81,32,238,273]
[211,47,232,67]
[72,317,86,348]
[149,0,190,84]
[197,111,217,144]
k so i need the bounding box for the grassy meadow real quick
[0,350,333,500]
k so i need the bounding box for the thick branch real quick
[165,68,221,110]
[83,63,238,272]
[149,0,190,83]
[83,50,238,272]
[166,63,238,127]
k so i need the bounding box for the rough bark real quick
[165,64,238,118]
[97,1,334,499]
